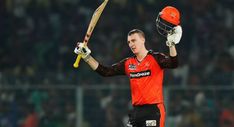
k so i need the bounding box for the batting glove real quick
[74,42,91,62]
[166,25,182,47]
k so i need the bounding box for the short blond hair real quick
[128,29,145,38]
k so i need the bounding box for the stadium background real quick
[1,0,234,127]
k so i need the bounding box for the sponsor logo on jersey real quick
[130,70,151,78]
[128,64,136,70]
[146,120,157,126]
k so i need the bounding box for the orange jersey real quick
[125,54,164,105]
[96,50,178,105]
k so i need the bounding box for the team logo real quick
[128,64,136,70]
[146,120,157,126]
[130,70,151,78]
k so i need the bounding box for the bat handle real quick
[73,55,82,68]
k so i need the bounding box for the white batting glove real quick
[74,42,91,62]
[166,25,182,47]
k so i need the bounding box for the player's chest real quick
[127,60,151,72]
[126,56,156,78]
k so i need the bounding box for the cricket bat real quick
[73,0,109,68]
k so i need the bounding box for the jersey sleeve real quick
[153,52,178,69]
[95,59,126,76]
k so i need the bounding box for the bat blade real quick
[83,0,109,45]
[73,0,109,68]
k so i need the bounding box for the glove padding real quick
[74,42,91,62]
[166,25,182,47]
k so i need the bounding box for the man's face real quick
[127,33,145,54]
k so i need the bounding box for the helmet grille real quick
[156,15,175,37]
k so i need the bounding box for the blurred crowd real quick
[167,89,234,127]
[0,88,76,127]
[1,87,234,127]
[1,0,234,126]
[1,0,234,85]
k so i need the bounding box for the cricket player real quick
[74,6,182,127]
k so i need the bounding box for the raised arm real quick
[153,25,182,69]
[166,25,182,57]
[74,43,125,76]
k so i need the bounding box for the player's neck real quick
[136,49,148,62]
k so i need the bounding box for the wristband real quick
[83,54,91,62]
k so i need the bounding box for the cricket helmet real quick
[156,6,180,37]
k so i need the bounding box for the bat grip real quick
[73,38,88,68]
[73,55,82,68]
